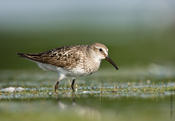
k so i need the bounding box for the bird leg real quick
[54,81,60,92]
[71,79,76,92]
[54,74,65,93]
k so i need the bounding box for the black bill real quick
[105,56,119,70]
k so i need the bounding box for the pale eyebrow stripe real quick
[103,49,108,56]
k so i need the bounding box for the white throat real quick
[90,52,102,64]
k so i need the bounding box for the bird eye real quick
[99,48,103,52]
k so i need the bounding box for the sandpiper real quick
[17,43,119,92]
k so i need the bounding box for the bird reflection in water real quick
[56,92,101,120]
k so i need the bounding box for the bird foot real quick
[54,81,59,93]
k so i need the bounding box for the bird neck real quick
[87,46,101,62]
[84,46,101,72]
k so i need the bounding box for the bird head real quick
[90,43,119,70]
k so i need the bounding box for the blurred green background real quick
[0,1,175,121]
[0,0,175,69]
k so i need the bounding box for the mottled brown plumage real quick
[18,45,88,70]
[17,43,119,92]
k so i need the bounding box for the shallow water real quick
[0,95,174,121]
[0,69,175,121]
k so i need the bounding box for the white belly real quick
[36,62,89,77]
[68,66,89,76]
[37,62,58,72]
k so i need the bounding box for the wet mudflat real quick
[0,68,175,121]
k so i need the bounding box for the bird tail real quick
[17,52,39,61]
[17,52,27,58]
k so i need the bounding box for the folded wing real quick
[17,46,83,69]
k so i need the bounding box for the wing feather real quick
[18,45,87,69]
